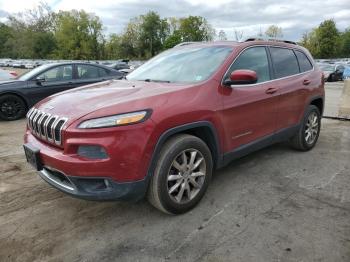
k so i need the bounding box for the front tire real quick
[289,105,321,151]
[148,134,213,214]
[0,94,26,121]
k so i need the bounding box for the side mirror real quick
[224,70,258,86]
[35,76,45,84]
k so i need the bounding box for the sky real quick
[0,0,349,41]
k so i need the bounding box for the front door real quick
[27,64,74,105]
[220,46,278,153]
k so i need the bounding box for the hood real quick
[35,79,195,122]
[0,80,21,86]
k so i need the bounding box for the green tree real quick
[265,25,283,38]
[0,23,12,57]
[317,19,339,59]
[300,29,320,57]
[33,32,56,58]
[104,33,122,59]
[163,31,182,49]
[3,2,56,58]
[139,11,169,57]
[54,10,104,59]
[119,17,142,59]
[340,29,350,57]
[178,16,215,42]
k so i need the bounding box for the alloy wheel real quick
[0,99,22,118]
[305,112,319,145]
[167,149,206,204]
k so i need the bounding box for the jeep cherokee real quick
[24,39,325,214]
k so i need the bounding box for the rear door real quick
[74,64,112,87]
[220,46,279,153]
[269,47,313,130]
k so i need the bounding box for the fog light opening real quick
[77,145,108,160]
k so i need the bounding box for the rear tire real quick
[0,94,26,121]
[147,134,213,214]
[289,105,321,151]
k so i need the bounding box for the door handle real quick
[303,79,311,85]
[265,87,278,94]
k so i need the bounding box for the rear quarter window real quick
[270,47,299,78]
[295,50,313,72]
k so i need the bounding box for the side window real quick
[227,47,270,83]
[37,65,73,82]
[295,50,313,72]
[77,65,100,79]
[270,47,299,78]
[98,67,110,77]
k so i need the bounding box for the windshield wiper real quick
[143,79,171,83]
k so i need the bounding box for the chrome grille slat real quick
[51,116,60,142]
[38,113,48,138]
[29,109,38,130]
[34,112,43,135]
[43,113,52,140]
[33,110,42,134]
[46,116,57,141]
[26,108,34,129]
[54,118,67,145]
[26,108,68,146]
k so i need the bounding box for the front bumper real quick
[38,166,148,201]
[24,117,157,201]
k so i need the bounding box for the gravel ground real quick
[0,120,349,262]
[0,84,349,262]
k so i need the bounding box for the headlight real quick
[78,110,150,129]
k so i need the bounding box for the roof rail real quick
[243,36,297,45]
[174,42,198,47]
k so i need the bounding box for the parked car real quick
[110,62,130,71]
[319,63,345,81]
[0,69,17,80]
[343,66,350,80]
[0,62,123,120]
[23,40,324,214]
[119,68,134,75]
[24,62,36,69]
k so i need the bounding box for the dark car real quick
[24,39,324,214]
[319,63,345,82]
[111,62,130,71]
[0,62,123,120]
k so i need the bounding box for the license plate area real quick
[23,143,42,171]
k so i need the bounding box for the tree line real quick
[0,3,215,60]
[0,3,348,60]
[300,20,350,59]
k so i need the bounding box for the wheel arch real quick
[309,96,324,116]
[146,121,223,181]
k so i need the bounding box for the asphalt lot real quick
[1,83,350,262]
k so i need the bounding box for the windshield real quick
[319,64,335,71]
[18,64,53,81]
[127,46,233,83]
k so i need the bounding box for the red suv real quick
[24,39,324,214]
